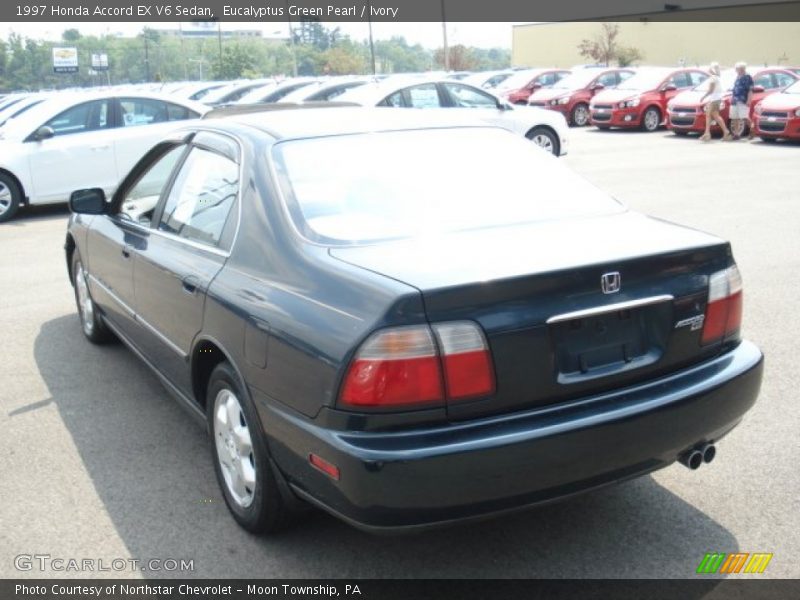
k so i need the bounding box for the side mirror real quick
[33,126,55,141]
[69,188,107,215]
[752,85,765,93]
[527,82,541,91]
[590,83,605,93]
[661,84,677,92]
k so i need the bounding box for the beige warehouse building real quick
[512,21,800,68]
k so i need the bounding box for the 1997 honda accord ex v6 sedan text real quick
[65,107,763,534]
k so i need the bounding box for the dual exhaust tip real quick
[679,443,716,470]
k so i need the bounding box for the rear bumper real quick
[260,340,763,532]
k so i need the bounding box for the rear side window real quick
[120,98,168,127]
[158,148,238,247]
[166,102,199,121]
[43,100,109,136]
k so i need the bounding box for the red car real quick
[590,67,708,131]
[528,68,635,126]
[753,78,800,141]
[667,68,798,137]
[498,68,572,105]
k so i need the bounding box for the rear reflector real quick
[309,453,340,480]
[702,266,743,345]
[339,322,495,409]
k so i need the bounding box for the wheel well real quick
[192,340,227,410]
[525,125,560,155]
[65,234,76,285]
[0,168,26,203]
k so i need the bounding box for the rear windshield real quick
[272,127,623,245]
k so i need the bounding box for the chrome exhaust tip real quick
[679,449,703,470]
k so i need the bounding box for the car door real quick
[133,132,240,394]
[26,98,117,203]
[111,96,201,188]
[86,142,189,344]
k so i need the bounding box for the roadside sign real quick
[53,47,78,73]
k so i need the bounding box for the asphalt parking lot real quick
[1,127,798,580]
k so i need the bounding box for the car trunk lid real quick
[330,211,733,419]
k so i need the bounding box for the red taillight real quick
[701,266,743,345]
[340,326,444,407]
[339,322,495,409]
[432,322,495,400]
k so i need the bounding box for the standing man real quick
[700,63,733,142]
[730,62,755,140]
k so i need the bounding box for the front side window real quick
[118,145,186,226]
[443,83,497,108]
[597,72,619,88]
[158,148,238,247]
[43,100,109,136]
[380,90,407,107]
[669,72,691,89]
[120,97,169,127]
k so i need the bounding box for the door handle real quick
[181,275,201,295]
[90,144,110,151]
[121,245,132,259]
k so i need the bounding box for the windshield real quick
[552,70,604,90]
[694,71,735,92]
[272,128,623,245]
[617,70,668,91]
[498,71,540,90]
[785,80,800,94]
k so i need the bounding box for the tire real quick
[526,126,560,156]
[207,362,296,534]
[642,107,662,132]
[0,172,22,223]
[570,103,590,127]
[71,251,114,344]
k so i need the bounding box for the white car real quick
[277,77,371,103]
[236,78,319,105]
[0,91,209,222]
[336,78,570,156]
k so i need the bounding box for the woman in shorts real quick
[700,63,733,142]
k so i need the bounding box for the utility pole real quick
[144,32,150,82]
[440,0,449,71]
[285,0,298,77]
[217,21,223,79]
[367,0,376,76]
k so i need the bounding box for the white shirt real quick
[707,76,724,102]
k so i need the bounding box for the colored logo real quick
[696,552,773,574]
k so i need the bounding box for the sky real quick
[0,22,517,49]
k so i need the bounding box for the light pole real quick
[285,0,298,77]
[440,0,449,71]
[367,0,377,76]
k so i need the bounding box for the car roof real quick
[206,106,496,142]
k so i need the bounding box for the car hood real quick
[759,92,800,110]
[670,90,732,107]
[329,211,723,291]
[591,89,642,104]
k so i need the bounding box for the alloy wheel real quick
[214,389,256,508]
[75,263,95,336]
[573,105,589,126]
[0,182,12,217]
